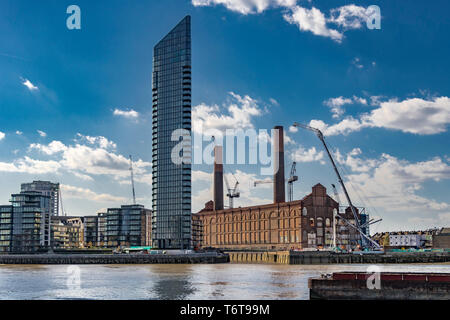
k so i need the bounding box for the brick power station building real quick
[193,126,363,251]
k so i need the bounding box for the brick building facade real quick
[193,184,360,251]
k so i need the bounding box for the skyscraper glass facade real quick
[152,16,192,249]
[106,205,151,248]
[21,181,60,216]
[0,191,51,252]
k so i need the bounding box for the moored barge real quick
[309,272,450,300]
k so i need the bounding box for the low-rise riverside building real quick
[51,216,84,249]
[81,212,108,247]
[193,128,365,252]
[389,233,423,249]
[194,184,363,251]
[372,229,439,250]
[97,212,107,247]
[106,204,152,248]
[433,228,450,249]
[0,191,51,253]
[83,215,98,247]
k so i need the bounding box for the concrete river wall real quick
[0,253,229,264]
[227,251,450,265]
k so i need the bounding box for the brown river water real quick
[1,263,449,300]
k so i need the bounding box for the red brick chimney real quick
[273,126,285,203]
[213,145,224,210]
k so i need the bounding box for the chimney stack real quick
[213,145,224,210]
[273,126,285,203]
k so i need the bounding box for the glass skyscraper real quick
[0,191,51,253]
[152,16,192,249]
[21,180,60,216]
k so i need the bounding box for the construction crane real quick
[129,155,136,205]
[224,173,240,209]
[287,162,298,202]
[292,122,381,249]
[253,179,273,187]
[332,183,382,248]
[254,163,298,201]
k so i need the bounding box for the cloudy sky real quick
[0,0,449,232]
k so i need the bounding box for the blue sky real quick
[0,0,449,232]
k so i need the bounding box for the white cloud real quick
[329,5,369,30]
[284,132,294,145]
[339,151,450,215]
[324,96,353,108]
[192,1,372,43]
[61,184,127,203]
[113,108,140,119]
[352,95,368,105]
[369,95,385,106]
[351,57,364,69]
[323,95,368,119]
[192,170,213,182]
[193,92,263,134]
[309,117,365,136]
[334,148,379,173]
[366,96,450,135]
[0,132,5,141]
[76,133,117,150]
[1,134,152,185]
[37,130,47,137]
[269,98,279,106]
[289,125,298,133]
[60,144,149,178]
[312,96,450,136]
[15,131,22,135]
[291,146,325,164]
[21,78,38,91]
[0,156,61,174]
[70,171,94,181]
[324,96,352,119]
[192,0,296,15]
[29,141,67,155]
[284,6,343,42]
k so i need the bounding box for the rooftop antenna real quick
[129,155,136,205]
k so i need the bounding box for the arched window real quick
[317,217,323,227]
[325,218,331,227]
[309,218,315,227]
[302,207,307,216]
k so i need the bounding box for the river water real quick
[0,263,449,300]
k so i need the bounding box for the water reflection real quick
[149,265,196,300]
[0,263,448,300]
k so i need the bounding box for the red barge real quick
[309,272,450,300]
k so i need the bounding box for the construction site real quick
[192,124,383,254]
